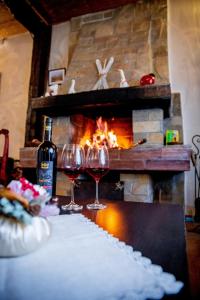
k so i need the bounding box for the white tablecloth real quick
[0,214,183,300]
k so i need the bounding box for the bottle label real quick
[38,161,53,197]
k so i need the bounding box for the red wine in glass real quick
[63,167,84,181]
[86,167,109,182]
[86,144,109,210]
[61,144,85,211]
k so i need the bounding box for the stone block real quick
[132,18,150,33]
[148,109,163,121]
[133,121,162,133]
[120,173,154,203]
[133,132,148,143]
[80,23,98,37]
[151,0,167,20]
[79,37,94,47]
[153,56,169,81]
[52,117,75,145]
[151,18,167,41]
[171,93,181,116]
[71,17,82,32]
[147,132,164,145]
[132,110,149,121]
[115,19,132,35]
[56,172,71,196]
[95,21,114,38]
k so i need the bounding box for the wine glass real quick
[61,144,85,211]
[86,144,109,209]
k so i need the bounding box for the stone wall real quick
[133,108,164,146]
[120,173,154,202]
[63,0,168,93]
[49,0,184,205]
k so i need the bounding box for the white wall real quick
[0,33,33,159]
[168,0,200,213]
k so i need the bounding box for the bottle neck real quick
[43,124,52,142]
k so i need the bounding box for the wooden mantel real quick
[20,145,192,172]
[31,84,171,118]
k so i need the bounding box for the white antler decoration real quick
[68,79,76,94]
[118,69,129,88]
[93,57,114,90]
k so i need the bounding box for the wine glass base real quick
[86,203,106,210]
[61,203,83,211]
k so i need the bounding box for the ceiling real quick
[1,0,138,38]
[23,0,139,25]
[0,1,27,38]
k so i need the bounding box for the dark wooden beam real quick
[31,84,171,117]
[29,27,52,97]
[4,0,48,34]
[25,25,52,145]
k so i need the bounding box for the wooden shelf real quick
[31,84,171,118]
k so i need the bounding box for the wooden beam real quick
[4,0,48,34]
[31,84,171,117]
[25,25,52,145]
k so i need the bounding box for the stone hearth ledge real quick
[20,145,192,172]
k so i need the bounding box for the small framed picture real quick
[48,68,66,85]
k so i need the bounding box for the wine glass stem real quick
[70,180,75,204]
[95,180,100,205]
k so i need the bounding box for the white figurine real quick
[68,79,76,94]
[118,69,129,88]
[49,84,59,96]
[46,84,59,96]
[93,57,114,90]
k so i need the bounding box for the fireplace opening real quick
[70,110,134,149]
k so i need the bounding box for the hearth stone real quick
[56,171,124,201]
[120,173,154,203]
[132,109,164,146]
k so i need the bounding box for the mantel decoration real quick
[118,69,129,88]
[93,57,114,90]
[0,178,53,257]
[48,68,66,85]
[140,73,155,86]
[68,79,76,94]
[45,68,66,96]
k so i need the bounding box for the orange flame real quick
[80,117,132,149]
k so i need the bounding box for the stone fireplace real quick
[19,0,191,205]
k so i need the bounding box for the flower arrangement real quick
[0,177,51,224]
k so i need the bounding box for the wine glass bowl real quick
[60,144,85,211]
[86,144,109,210]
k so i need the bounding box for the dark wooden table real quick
[59,197,191,299]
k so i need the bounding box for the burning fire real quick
[79,116,146,149]
[80,117,119,148]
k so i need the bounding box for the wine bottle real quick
[37,116,57,198]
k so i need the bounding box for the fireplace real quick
[20,85,191,204]
[20,1,192,204]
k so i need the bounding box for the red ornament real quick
[140,73,155,86]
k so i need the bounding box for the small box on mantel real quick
[165,130,180,145]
